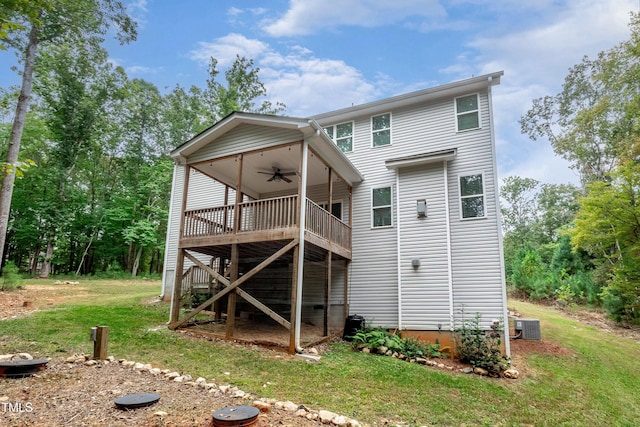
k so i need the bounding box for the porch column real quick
[324,167,333,336]
[226,154,243,339]
[290,140,308,353]
[170,164,191,323]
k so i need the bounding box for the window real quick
[372,113,391,147]
[372,186,392,227]
[455,94,480,131]
[323,121,353,153]
[320,201,342,220]
[459,174,485,219]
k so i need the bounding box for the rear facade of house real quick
[161,72,509,353]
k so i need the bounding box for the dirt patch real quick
[0,359,320,427]
[0,284,88,320]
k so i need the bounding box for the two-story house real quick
[161,71,509,355]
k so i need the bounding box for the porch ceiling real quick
[193,144,342,197]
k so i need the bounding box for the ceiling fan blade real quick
[257,171,272,175]
[267,176,275,182]
[282,176,292,183]
[282,171,297,176]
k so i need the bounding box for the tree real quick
[519,14,640,184]
[571,162,640,323]
[204,55,286,122]
[0,0,137,268]
[500,176,539,235]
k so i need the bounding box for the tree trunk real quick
[0,24,39,264]
[131,245,143,277]
[39,239,54,279]
[29,243,41,275]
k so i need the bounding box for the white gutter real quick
[294,140,309,353]
[395,173,402,330]
[444,161,454,331]
[487,83,511,356]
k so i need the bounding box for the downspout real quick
[160,161,179,301]
[444,161,454,330]
[294,140,309,353]
[487,82,511,357]
[395,173,402,330]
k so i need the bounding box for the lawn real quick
[1,279,639,426]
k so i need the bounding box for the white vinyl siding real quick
[188,124,302,163]
[459,173,486,219]
[455,94,480,131]
[371,113,391,147]
[314,89,504,330]
[398,163,451,330]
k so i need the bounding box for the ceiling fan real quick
[257,167,297,183]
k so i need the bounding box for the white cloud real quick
[189,33,270,67]
[126,65,162,75]
[461,0,636,185]
[263,0,447,36]
[260,51,380,116]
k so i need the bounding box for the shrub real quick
[350,327,442,358]
[1,261,22,291]
[455,312,510,375]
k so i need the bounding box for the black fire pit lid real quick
[212,405,260,422]
[0,359,49,378]
[114,393,160,410]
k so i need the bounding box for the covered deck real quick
[168,113,363,353]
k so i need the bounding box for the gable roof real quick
[312,71,503,124]
[170,111,364,185]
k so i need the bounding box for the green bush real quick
[1,261,22,291]
[350,327,442,359]
[454,312,510,375]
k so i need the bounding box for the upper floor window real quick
[323,121,353,153]
[372,186,393,227]
[372,113,391,147]
[455,94,480,131]
[459,173,485,219]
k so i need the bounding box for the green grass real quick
[1,281,639,425]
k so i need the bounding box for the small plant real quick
[455,312,510,375]
[351,327,442,359]
[1,261,22,291]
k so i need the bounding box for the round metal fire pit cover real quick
[212,405,260,427]
[114,393,160,410]
[0,359,49,378]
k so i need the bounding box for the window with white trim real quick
[323,121,353,153]
[455,94,480,131]
[372,113,391,147]
[372,186,392,227]
[459,173,485,219]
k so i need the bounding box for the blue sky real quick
[2,0,637,185]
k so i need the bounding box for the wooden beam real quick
[170,249,185,323]
[169,239,299,329]
[183,251,291,330]
[289,245,300,354]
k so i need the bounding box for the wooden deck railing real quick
[182,194,351,251]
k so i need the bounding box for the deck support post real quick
[171,248,185,323]
[324,167,333,336]
[226,154,243,339]
[226,245,239,339]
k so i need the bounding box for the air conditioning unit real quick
[514,318,541,340]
